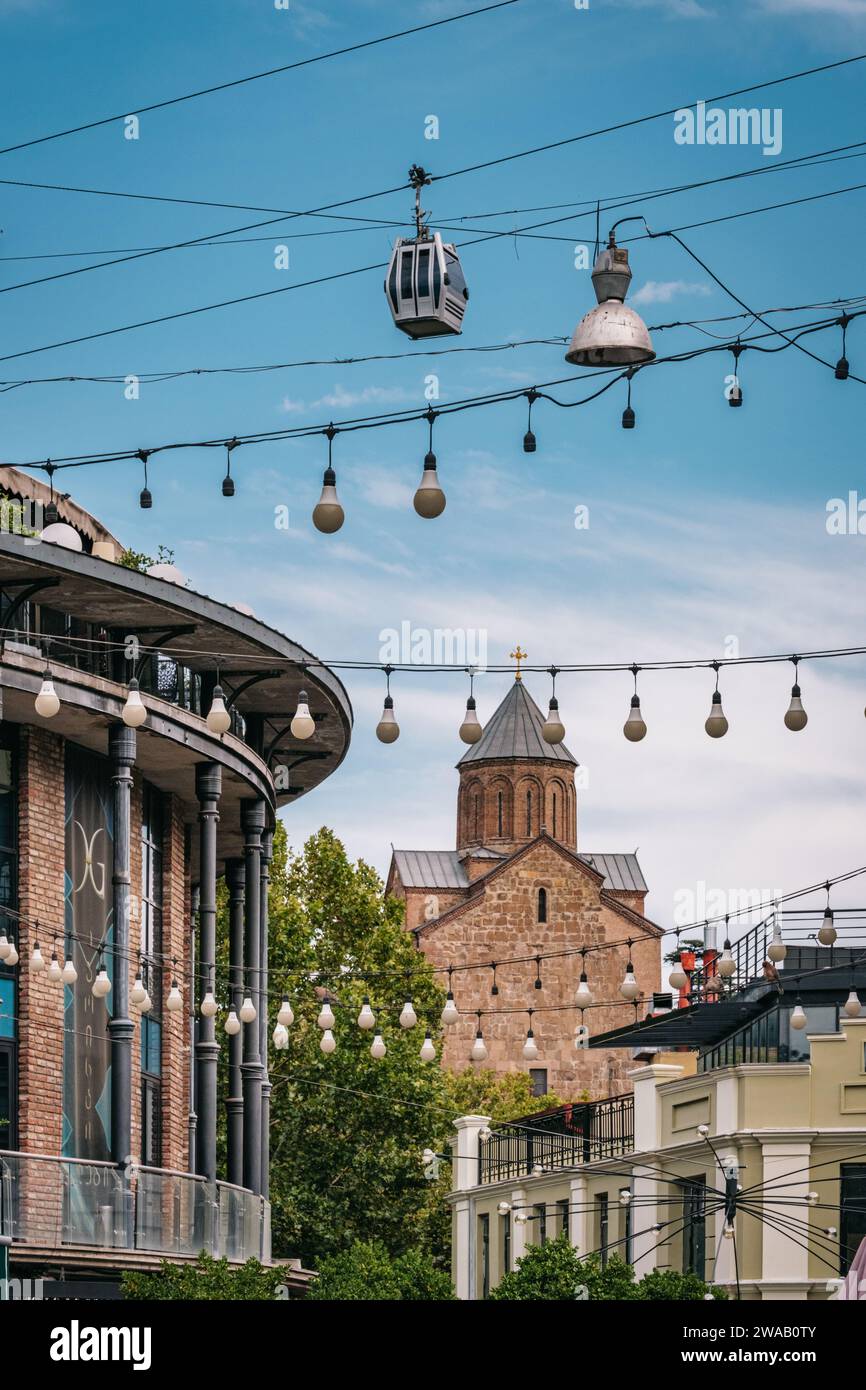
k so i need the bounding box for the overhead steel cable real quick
[0,0,524,157]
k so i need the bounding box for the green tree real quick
[122,1253,288,1301]
[307,1239,455,1301]
[489,1234,725,1301]
[637,1268,727,1300]
[440,1068,574,1125]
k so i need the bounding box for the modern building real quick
[0,466,351,1295]
[448,929,866,1300]
[386,674,661,1097]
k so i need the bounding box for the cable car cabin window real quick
[417,248,431,299]
[387,258,399,313]
[444,251,467,298]
[400,250,414,303]
[433,253,442,305]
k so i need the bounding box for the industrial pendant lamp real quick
[312,425,345,534]
[565,225,656,367]
[414,408,446,519]
[542,666,566,744]
[376,665,400,743]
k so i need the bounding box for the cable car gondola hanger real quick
[385,165,469,340]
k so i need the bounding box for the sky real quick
[1,0,865,945]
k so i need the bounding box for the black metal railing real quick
[687,911,866,1005]
[479,1094,634,1184]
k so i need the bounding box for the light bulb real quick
[414,451,446,519]
[791,1002,808,1030]
[167,980,183,1012]
[0,934,8,960]
[370,1031,387,1059]
[817,908,837,946]
[728,382,743,407]
[5,943,18,967]
[531,1163,544,1177]
[376,696,400,744]
[784,683,807,732]
[312,466,344,534]
[723,1222,735,1240]
[290,690,315,740]
[767,927,787,962]
[542,697,565,745]
[669,957,688,991]
[31,942,45,972]
[277,997,294,1028]
[459,696,483,745]
[35,675,60,718]
[131,974,147,1005]
[705,690,728,738]
[92,967,111,998]
[718,942,736,978]
[140,991,153,1014]
[400,998,417,1029]
[240,995,257,1023]
[320,1028,336,1055]
[497,1200,511,1216]
[47,952,62,983]
[422,1147,436,1166]
[523,429,536,454]
[835,355,850,380]
[523,1030,539,1061]
[619,1188,632,1206]
[843,989,862,1018]
[513,1212,527,1225]
[200,991,218,1018]
[471,1031,488,1062]
[357,998,375,1030]
[272,1022,289,1050]
[622,405,636,429]
[225,1009,241,1035]
[317,998,335,1030]
[441,992,459,1026]
[806,1191,819,1206]
[420,1032,436,1061]
[122,678,148,728]
[61,958,77,985]
[620,962,639,1001]
[623,694,647,742]
[206,686,232,735]
[575,972,592,1007]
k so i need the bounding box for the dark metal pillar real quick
[225,858,246,1187]
[188,883,200,1175]
[109,724,136,1168]
[241,798,266,1196]
[195,763,222,1183]
[259,830,273,1200]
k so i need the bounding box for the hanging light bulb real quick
[718,941,736,978]
[167,979,183,1012]
[542,667,566,744]
[619,1188,632,1206]
[784,657,808,731]
[224,1008,241,1035]
[31,940,45,972]
[92,964,111,997]
[138,449,153,509]
[523,1024,539,1061]
[441,990,459,1026]
[272,1022,289,1050]
[222,438,238,497]
[43,467,60,526]
[357,997,376,1030]
[414,408,446,518]
[835,315,850,379]
[376,666,399,743]
[5,941,18,968]
[140,990,153,1014]
[523,389,538,453]
[575,960,593,1008]
[723,1222,735,1240]
[497,1201,511,1216]
[459,670,482,744]
[818,888,837,946]
[420,1031,436,1062]
[206,684,232,735]
[131,972,147,1005]
[290,689,315,740]
[312,425,345,533]
[47,948,62,983]
[791,998,808,1029]
[399,997,418,1029]
[200,990,218,1018]
[843,989,862,1018]
[317,995,335,1030]
[277,997,294,1028]
[669,953,688,992]
[470,1025,488,1062]
[621,370,637,429]
[727,343,744,407]
[805,1191,819,1206]
[320,1029,336,1055]
[768,923,787,963]
[122,677,148,728]
[623,665,647,741]
[705,664,728,738]
[620,956,639,1001]
[61,956,77,985]
[371,1031,387,1059]
[0,932,8,960]
[565,231,655,367]
[239,994,257,1023]
[35,665,60,718]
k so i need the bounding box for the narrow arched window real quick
[538,887,548,923]
[497,791,503,837]
[474,794,479,839]
[526,790,532,837]
[552,793,558,839]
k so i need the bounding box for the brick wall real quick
[457,759,577,853]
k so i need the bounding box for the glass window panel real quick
[0,977,13,1038]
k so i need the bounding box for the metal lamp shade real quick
[566,301,655,366]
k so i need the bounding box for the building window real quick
[479,1213,490,1298]
[497,791,503,837]
[529,1068,548,1098]
[841,1164,866,1275]
[597,1193,609,1266]
[501,1212,511,1274]
[140,784,165,1166]
[557,1198,569,1237]
[680,1176,706,1277]
[0,728,18,1153]
[537,887,547,923]
[525,790,532,837]
[552,793,558,838]
[534,1203,547,1245]
[474,794,479,840]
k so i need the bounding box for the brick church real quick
[386,668,662,1099]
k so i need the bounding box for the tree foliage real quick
[307,1239,455,1301]
[121,1253,288,1301]
[489,1234,726,1301]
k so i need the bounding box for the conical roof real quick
[457,680,577,766]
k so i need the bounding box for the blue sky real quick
[2,0,866,936]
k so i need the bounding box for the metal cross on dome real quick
[510,645,528,682]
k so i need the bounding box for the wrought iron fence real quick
[479,1094,634,1184]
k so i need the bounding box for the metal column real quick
[108,724,136,1167]
[195,763,221,1183]
[241,799,266,1195]
[225,857,246,1187]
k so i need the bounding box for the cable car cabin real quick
[385,232,468,339]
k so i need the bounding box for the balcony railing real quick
[0,1152,270,1265]
[479,1094,634,1184]
[687,910,866,1005]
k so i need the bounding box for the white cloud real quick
[759,0,866,13]
[279,384,417,415]
[631,279,713,306]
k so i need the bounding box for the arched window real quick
[497,791,503,837]
[538,887,548,923]
[525,790,532,837]
[552,792,558,839]
[474,794,479,840]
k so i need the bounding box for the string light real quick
[317,995,335,1030]
[523,388,538,453]
[620,950,639,1001]
[399,997,418,1029]
[92,960,111,998]
[34,653,60,719]
[523,1011,539,1061]
[224,1008,241,1035]
[272,1021,289,1050]
[791,996,808,1029]
[767,922,787,962]
[835,315,850,380]
[843,987,862,1018]
[459,669,482,745]
[290,690,315,740]
[205,679,232,736]
[376,665,399,744]
[137,449,152,509]
[166,977,183,1012]
[623,664,647,742]
[471,1013,488,1062]
[784,657,808,731]
[370,1031,387,1059]
[668,944,688,992]
[200,989,218,1017]
[621,369,636,429]
[705,661,728,738]
[222,437,238,497]
[414,407,446,519]
[61,955,77,985]
[541,666,566,744]
[718,940,736,978]
[818,883,837,945]
[30,939,45,972]
[441,973,459,1026]
[0,932,8,960]
[47,945,62,983]
[121,677,148,728]
[420,1031,436,1062]
[131,968,147,1005]
[575,952,593,1007]
[277,997,294,1027]
[728,344,744,407]
[312,424,344,534]
[320,1028,336,1055]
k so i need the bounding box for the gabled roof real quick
[392,846,646,895]
[579,853,647,893]
[457,680,576,767]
